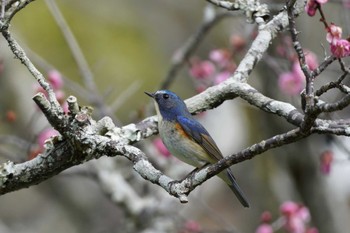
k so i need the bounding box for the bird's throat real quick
[153,101,163,123]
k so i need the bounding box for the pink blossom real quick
[305,0,327,16]
[297,206,311,222]
[261,211,272,223]
[47,70,63,90]
[55,90,66,104]
[291,53,318,79]
[34,84,47,96]
[209,49,231,67]
[326,24,342,44]
[305,0,318,16]
[255,224,273,233]
[279,52,318,96]
[306,227,319,233]
[195,84,206,93]
[230,34,246,50]
[280,201,299,216]
[225,61,237,72]
[343,0,350,9]
[320,150,333,174]
[285,215,307,233]
[280,201,311,233]
[214,71,231,84]
[326,23,350,58]
[304,51,319,70]
[330,39,350,58]
[292,61,304,80]
[276,45,287,57]
[278,72,304,95]
[189,60,215,79]
[6,110,16,123]
[153,137,171,158]
[184,220,201,233]
[37,128,59,149]
[62,102,69,114]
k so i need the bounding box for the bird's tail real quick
[219,169,250,208]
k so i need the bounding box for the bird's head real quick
[145,90,190,120]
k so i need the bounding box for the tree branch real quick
[206,0,270,23]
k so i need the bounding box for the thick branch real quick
[168,128,308,199]
[0,111,157,196]
[206,0,270,23]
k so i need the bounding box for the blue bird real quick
[145,90,249,207]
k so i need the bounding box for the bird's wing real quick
[177,116,249,207]
[176,115,223,162]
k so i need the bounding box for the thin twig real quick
[316,3,329,29]
[1,0,6,19]
[287,0,322,132]
[45,0,96,93]
[311,55,336,77]
[287,0,313,96]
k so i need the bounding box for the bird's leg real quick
[186,163,211,187]
[168,164,212,202]
[168,167,203,195]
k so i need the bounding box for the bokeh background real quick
[1,0,350,233]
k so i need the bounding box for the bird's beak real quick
[144,91,155,98]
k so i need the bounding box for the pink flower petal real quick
[184,220,201,233]
[305,0,318,17]
[305,51,319,70]
[330,39,350,58]
[261,211,272,223]
[47,70,64,90]
[306,227,319,233]
[280,201,299,216]
[214,71,231,84]
[297,206,310,222]
[326,24,342,44]
[189,60,216,79]
[255,224,273,233]
[278,72,304,96]
[230,34,246,50]
[209,49,231,67]
[320,150,333,174]
[285,215,306,233]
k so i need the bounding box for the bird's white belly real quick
[159,120,208,168]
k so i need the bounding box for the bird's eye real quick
[163,93,169,99]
